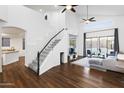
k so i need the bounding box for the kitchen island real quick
[2,51,19,65]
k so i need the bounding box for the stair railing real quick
[37,28,66,75]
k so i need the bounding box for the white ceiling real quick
[75,5,124,16]
[25,5,124,16]
[25,5,62,12]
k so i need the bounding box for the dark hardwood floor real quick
[0,57,124,88]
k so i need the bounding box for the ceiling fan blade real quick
[61,8,66,13]
[89,18,95,21]
[91,20,96,22]
[59,5,66,6]
[71,8,76,13]
[89,17,95,20]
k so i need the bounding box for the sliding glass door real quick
[99,37,107,58]
[86,36,114,58]
[107,37,114,56]
[86,38,92,52]
[86,38,99,57]
[91,38,99,57]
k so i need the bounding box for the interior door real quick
[60,52,64,65]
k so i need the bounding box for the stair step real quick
[42,51,49,54]
[29,63,38,72]
[51,42,58,45]
[45,48,52,50]
[40,53,48,56]
[40,54,47,58]
[52,41,58,44]
[47,45,53,48]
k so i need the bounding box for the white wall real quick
[0,5,67,68]
[65,11,80,35]
[80,15,124,55]
[0,6,8,22]
[65,11,82,56]
[47,11,66,31]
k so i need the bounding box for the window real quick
[85,28,115,58]
[2,38,10,47]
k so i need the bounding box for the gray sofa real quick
[88,54,124,73]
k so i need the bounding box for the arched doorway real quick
[1,26,26,66]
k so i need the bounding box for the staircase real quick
[29,39,61,72]
[28,28,65,75]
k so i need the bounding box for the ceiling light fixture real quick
[85,20,90,24]
[81,5,96,24]
[66,5,72,10]
[60,5,78,13]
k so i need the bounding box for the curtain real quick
[83,33,86,57]
[114,28,119,54]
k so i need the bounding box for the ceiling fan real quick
[81,5,96,24]
[60,5,78,13]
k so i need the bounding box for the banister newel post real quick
[37,52,40,75]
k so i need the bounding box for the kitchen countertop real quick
[2,51,19,54]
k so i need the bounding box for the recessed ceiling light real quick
[54,5,58,7]
[39,9,42,12]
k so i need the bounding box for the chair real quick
[87,50,91,57]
